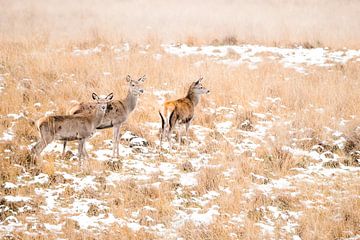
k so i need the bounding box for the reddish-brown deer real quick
[159,77,210,149]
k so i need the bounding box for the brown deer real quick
[64,75,145,158]
[31,93,113,164]
[159,77,210,148]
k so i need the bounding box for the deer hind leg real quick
[31,128,53,166]
[31,139,47,166]
[159,126,163,149]
[167,125,176,150]
[158,111,167,150]
[167,111,178,149]
[159,123,167,150]
[185,121,191,145]
[159,130,163,150]
[177,125,182,147]
[31,140,46,157]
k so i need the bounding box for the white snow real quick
[3,196,32,202]
[179,172,198,186]
[3,182,18,189]
[216,121,232,133]
[2,46,360,239]
[162,44,360,73]
[0,74,4,93]
[190,205,220,225]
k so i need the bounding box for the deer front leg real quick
[112,126,120,158]
[82,141,90,159]
[62,141,67,158]
[116,126,122,157]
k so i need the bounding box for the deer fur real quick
[159,77,210,148]
[64,75,145,158]
[31,93,113,165]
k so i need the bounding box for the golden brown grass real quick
[1,39,359,238]
[1,1,360,239]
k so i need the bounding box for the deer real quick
[64,75,145,158]
[31,93,113,165]
[159,77,210,149]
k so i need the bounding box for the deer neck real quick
[186,90,200,106]
[124,90,138,113]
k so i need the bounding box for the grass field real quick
[0,1,360,239]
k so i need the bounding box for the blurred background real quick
[1,0,359,48]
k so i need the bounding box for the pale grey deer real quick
[64,75,145,157]
[31,93,113,165]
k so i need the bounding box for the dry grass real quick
[1,1,360,239]
[179,221,233,240]
[1,40,359,238]
[298,198,360,239]
[196,167,223,194]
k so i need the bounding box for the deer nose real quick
[139,89,144,94]
[207,90,210,94]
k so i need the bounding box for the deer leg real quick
[115,126,121,158]
[32,129,54,166]
[31,139,47,166]
[166,126,172,145]
[165,110,178,150]
[159,129,163,150]
[32,140,46,157]
[159,124,163,150]
[62,141,67,158]
[78,139,85,160]
[167,121,177,149]
[112,126,120,158]
[77,139,87,169]
[112,127,117,157]
[116,127,122,157]
[82,141,89,159]
[160,127,167,150]
[185,122,191,145]
[177,125,182,147]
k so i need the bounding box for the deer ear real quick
[92,93,100,100]
[126,75,131,82]
[138,75,146,82]
[106,92,114,100]
[194,77,203,85]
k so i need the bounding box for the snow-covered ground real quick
[163,44,360,73]
[0,43,359,239]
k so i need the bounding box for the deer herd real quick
[31,75,210,166]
